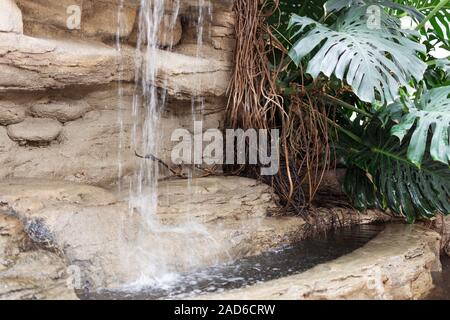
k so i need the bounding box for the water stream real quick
[114,0,223,289]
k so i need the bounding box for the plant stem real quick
[324,118,365,145]
[416,0,449,30]
[323,94,373,118]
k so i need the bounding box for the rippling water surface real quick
[79,224,384,300]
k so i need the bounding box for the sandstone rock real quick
[0,90,228,185]
[0,0,23,34]
[0,177,287,289]
[0,179,117,209]
[0,215,27,270]
[0,101,27,125]
[0,177,393,290]
[0,33,230,99]
[0,214,77,300]
[200,225,442,300]
[16,0,137,40]
[0,250,78,300]
[0,109,135,185]
[30,99,91,123]
[0,33,135,92]
[151,49,231,99]
[157,15,182,47]
[7,118,62,143]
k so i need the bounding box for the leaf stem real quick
[323,94,373,118]
[416,0,450,30]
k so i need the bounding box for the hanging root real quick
[228,0,333,215]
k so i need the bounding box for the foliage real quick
[288,6,427,104]
[338,117,450,222]
[230,0,450,221]
[390,85,450,166]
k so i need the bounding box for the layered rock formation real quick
[0,177,392,291]
[0,0,235,186]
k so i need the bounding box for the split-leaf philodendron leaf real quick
[391,85,450,166]
[288,6,427,105]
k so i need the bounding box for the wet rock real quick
[152,49,231,99]
[0,177,392,290]
[0,101,27,125]
[201,225,442,300]
[130,14,182,47]
[7,118,62,144]
[0,0,23,34]
[0,177,283,289]
[30,99,91,123]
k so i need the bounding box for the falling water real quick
[114,0,225,289]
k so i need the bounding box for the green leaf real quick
[288,7,427,105]
[338,118,450,221]
[391,86,450,166]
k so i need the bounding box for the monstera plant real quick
[287,0,450,221]
[231,0,449,222]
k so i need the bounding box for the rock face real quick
[16,0,138,40]
[0,177,281,289]
[200,225,442,300]
[0,0,23,34]
[7,118,63,144]
[0,33,135,92]
[0,1,235,185]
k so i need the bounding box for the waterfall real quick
[114,0,225,289]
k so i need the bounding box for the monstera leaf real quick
[288,7,427,105]
[325,0,425,21]
[339,118,450,222]
[391,86,450,166]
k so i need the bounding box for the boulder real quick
[30,99,92,123]
[0,101,27,125]
[7,118,62,144]
[0,0,23,34]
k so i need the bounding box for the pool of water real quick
[426,255,450,300]
[79,224,385,300]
